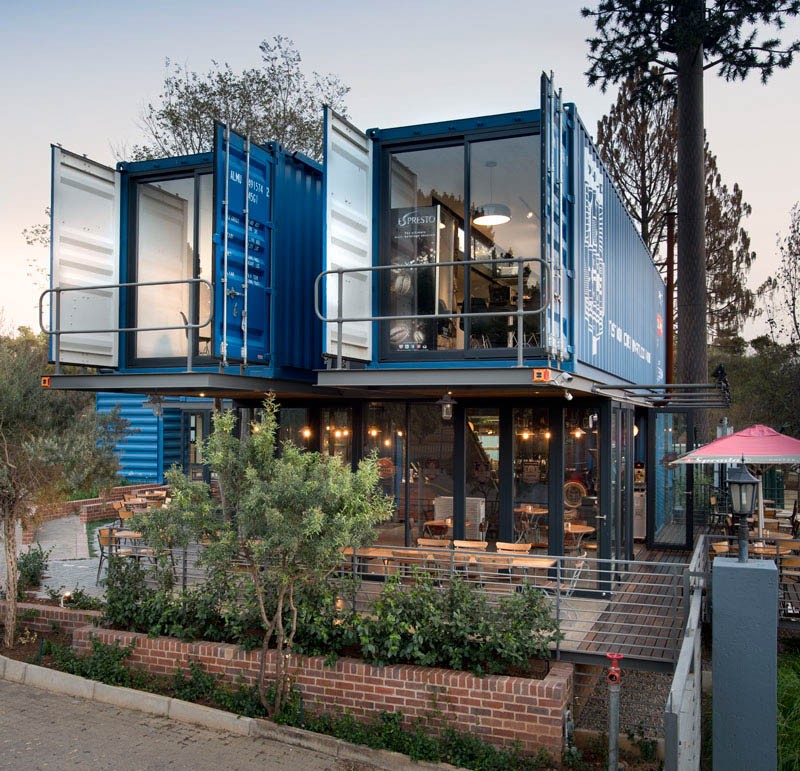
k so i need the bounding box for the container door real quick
[213,123,273,365]
[323,107,373,362]
[50,147,121,367]
[540,73,569,363]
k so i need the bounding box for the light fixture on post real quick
[727,462,759,563]
[144,394,165,418]
[473,161,511,227]
[437,393,456,421]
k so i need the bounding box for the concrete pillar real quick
[712,557,777,770]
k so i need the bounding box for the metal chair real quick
[95,527,132,584]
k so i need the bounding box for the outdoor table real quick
[422,519,470,538]
[751,543,793,557]
[514,506,548,543]
[564,523,595,552]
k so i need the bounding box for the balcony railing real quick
[314,256,551,369]
[39,278,213,373]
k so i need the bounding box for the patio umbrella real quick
[671,424,800,537]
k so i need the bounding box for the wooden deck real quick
[575,550,688,666]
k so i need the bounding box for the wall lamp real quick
[437,393,456,421]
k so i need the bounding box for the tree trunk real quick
[2,513,19,647]
[676,18,709,440]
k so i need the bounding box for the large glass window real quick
[564,408,600,552]
[381,134,541,358]
[465,409,500,541]
[513,408,550,546]
[365,403,406,530]
[321,407,353,465]
[134,173,212,359]
[385,145,464,353]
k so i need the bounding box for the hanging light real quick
[473,161,511,227]
[437,393,456,421]
[145,394,165,418]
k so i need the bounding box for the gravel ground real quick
[575,668,672,740]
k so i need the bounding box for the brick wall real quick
[1,601,102,635]
[20,485,170,544]
[74,626,572,757]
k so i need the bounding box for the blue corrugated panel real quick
[161,407,183,478]
[272,148,323,378]
[569,106,666,384]
[96,392,161,483]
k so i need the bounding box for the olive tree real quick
[169,400,393,715]
[0,329,126,646]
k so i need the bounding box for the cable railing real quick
[130,542,687,666]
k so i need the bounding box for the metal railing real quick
[39,278,214,373]
[664,535,707,770]
[314,256,551,369]
[130,542,688,665]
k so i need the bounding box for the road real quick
[0,680,354,771]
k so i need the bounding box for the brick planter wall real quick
[19,485,170,544]
[73,626,572,757]
[0,601,102,635]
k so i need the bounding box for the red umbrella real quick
[671,424,800,466]
[671,424,800,537]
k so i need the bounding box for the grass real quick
[779,650,800,770]
[85,520,115,559]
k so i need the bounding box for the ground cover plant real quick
[30,637,557,770]
[778,645,800,770]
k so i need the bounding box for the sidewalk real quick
[0,515,104,599]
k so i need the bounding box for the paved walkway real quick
[0,679,346,770]
[0,516,105,599]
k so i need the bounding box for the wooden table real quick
[514,507,548,543]
[422,519,471,538]
[751,543,793,557]
[564,524,595,552]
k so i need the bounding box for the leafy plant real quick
[42,637,148,689]
[17,544,52,594]
[354,572,561,675]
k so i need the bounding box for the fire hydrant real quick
[607,652,623,770]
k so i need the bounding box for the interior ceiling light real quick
[473,161,511,227]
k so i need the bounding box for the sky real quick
[1,1,798,338]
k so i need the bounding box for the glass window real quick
[381,133,541,358]
[365,403,406,527]
[564,408,600,552]
[406,405,454,542]
[465,409,500,542]
[278,407,311,447]
[513,408,550,546]
[321,407,353,465]
[468,136,541,350]
[134,173,212,359]
[385,145,465,353]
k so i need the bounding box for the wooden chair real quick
[416,538,451,549]
[496,541,532,554]
[96,527,132,584]
[453,539,488,551]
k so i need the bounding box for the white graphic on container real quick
[583,152,605,357]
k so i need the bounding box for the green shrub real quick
[299,709,554,770]
[17,544,52,593]
[42,637,148,689]
[354,573,561,674]
[779,651,800,769]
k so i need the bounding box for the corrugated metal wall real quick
[96,392,163,483]
[569,106,666,384]
[272,149,323,377]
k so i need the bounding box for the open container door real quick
[323,107,373,363]
[213,123,273,366]
[50,147,121,367]
[540,72,569,364]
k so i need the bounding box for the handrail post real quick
[53,287,62,374]
[187,278,195,373]
[337,271,344,369]
[516,256,524,367]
